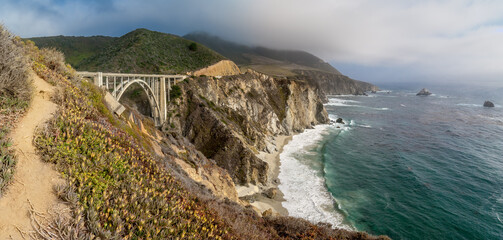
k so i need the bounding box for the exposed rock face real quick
[167,70,328,185]
[263,187,278,199]
[483,101,495,107]
[293,70,379,99]
[160,134,240,202]
[417,88,432,96]
[190,60,241,77]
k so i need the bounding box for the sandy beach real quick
[236,135,292,216]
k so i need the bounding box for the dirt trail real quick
[0,74,64,239]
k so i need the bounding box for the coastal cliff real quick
[294,69,379,97]
[164,70,328,186]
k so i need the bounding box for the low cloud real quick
[2,0,503,85]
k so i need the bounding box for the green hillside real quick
[30,29,226,74]
[28,35,115,67]
[183,32,341,75]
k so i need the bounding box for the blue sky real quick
[2,0,503,87]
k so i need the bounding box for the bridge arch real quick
[113,79,162,125]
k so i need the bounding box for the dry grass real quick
[0,25,32,197]
[0,128,16,197]
[0,25,31,101]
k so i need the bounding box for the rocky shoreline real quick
[237,135,292,216]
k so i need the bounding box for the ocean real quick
[278,87,503,240]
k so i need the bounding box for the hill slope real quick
[31,29,226,74]
[28,35,115,68]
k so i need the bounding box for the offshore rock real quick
[416,88,432,96]
[483,101,495,107]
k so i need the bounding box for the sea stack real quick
[483,101,495,107]
[416,88,432,96]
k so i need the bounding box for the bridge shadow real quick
[118,84,152,117]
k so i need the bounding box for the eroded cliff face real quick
[189,60,241,76]
[165,70,328,185]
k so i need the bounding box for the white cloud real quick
[1,0,502,85]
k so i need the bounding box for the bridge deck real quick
[76,71,186,78]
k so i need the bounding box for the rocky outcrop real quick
[293,69,378,98]
[484,101,495,107]
[189,60,241,77]
[417,88,432,96]
[166,70,328,185]
[159,134,240,202]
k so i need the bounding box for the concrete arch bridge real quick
[77,72,186,126]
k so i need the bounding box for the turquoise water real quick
[279,88,503,239]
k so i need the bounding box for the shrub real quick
[0,24,31,101]
[188,42,198,51]
[169,85,182,100]
[39,47,67,74]
[33,47,75,83]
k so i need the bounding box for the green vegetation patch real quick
[169,85,182,101]
[267,82,289,122]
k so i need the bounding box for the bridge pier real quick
[160,77,167,124]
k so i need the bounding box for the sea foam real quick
[324,98,360,107]
[278,125,353,230]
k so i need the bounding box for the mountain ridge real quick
[184,32,342,75]
[184,32,378,95]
